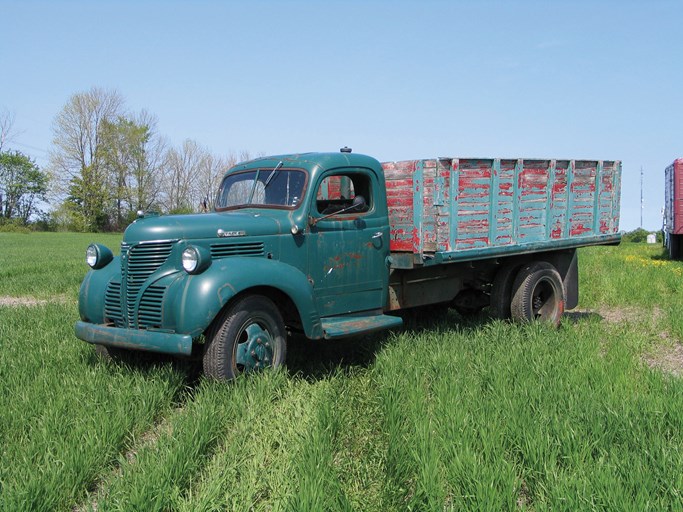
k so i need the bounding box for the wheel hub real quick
[235,322,274,372]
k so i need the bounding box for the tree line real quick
[0,87,254,232]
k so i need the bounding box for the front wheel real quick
[510,261,565,327]
[203,295,287,381]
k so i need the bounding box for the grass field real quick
[1,232,682,511]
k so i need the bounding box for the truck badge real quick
[217,229,246,238]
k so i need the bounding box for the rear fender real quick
[542,250,578,309]
[170,257,323,339]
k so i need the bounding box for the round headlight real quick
[86,245,98,267]
[182,247,199,273]
[181,245,211,274]
[86,244,113,269]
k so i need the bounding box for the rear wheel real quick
[203,295,287,381]
[489,261,521,319]
[510,261,565,326]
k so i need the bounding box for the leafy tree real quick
[66,165,111,230]
[50,87,124,231]
[0,150,48,224]
[126,111,166,216]
[99,111,167,228]
[622,228,662,244]
[47,87,256,229]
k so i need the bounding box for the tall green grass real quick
[0,303,186,511]
[0,232,122,299]
[1,233,683,510]
[375,319,683,510]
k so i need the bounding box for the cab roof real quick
[230,152,383,175]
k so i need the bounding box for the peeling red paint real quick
[570,223,592,236]
[412,227,420,251]
[552,182,567,194]
[458,237,490,247]
[383,157,620,254]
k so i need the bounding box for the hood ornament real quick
[217,229,246,238]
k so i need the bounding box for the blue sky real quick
[2,0,681,230]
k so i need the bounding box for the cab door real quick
[307,168,389,317]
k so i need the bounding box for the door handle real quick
[372,232,383,239]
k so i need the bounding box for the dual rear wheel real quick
[492,261,565,327]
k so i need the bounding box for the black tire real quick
[203,295,286,381]
[510,261,565,326]
[489,261,521,319]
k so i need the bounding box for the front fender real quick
[78,256,121,324]
[169,257,323,339]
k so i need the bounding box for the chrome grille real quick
[210,242,264,258]
[122,241,174,327]
[138,285,166,328]
[104,281,124,327]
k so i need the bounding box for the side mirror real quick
[352,195,366,212]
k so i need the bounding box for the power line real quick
[640,166,644,229]
[10,141,50,155]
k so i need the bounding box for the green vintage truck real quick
[76,149,621,380]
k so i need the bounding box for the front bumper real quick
[75,321,193,356]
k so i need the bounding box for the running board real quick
[321,314,403,339]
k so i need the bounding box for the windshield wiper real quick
[263,161,283,189]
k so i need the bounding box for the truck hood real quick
[123,211,286,244]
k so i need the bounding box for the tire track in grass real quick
[172,375,314,511]
[174,377,348,511]
[325,369,387,512]
[75,397,189,512]
[0,303,186,512]
[174,371,376,511]
[284,377,354,512]
[91,371,291,512]
[0,294,75,307]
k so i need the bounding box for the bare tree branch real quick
[0,109,17,152]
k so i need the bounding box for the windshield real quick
[216,169,306,210]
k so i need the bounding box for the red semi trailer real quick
[664,159,683,259]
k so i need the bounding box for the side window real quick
[316,173,371,215]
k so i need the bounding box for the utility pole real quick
[641,166,644,229]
